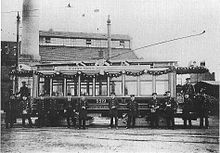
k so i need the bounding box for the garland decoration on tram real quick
[9,66,209,78]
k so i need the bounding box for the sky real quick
[1,0,220,80]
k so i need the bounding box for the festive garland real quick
[9,66,209,78]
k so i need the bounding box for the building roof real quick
[39,30,131,41]
[39,46,138,62]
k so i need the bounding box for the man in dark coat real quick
[195,88,210,128]
[126,95,138,129]
[5,89,17,128]
[17,81,29,99]
[20,94,33,127]
[64,94,76,128]
[163,91,177,129]
[108,92,119,129]
[182,93,193,128]
[149,93,160,128]
[77,95,88,129]
[182,78,195,99]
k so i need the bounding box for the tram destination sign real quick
[54,65,151,72]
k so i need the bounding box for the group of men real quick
[6,78,210,129]
[182,78,210,128]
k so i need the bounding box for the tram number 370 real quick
[96,99,107,104]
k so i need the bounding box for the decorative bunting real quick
[9,66,209,78]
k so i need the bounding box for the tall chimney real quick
[107,15,111,60]
[21,0,40,61]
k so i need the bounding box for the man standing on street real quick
[77,94,88,129]
[108,92,119,129]
[163,91,177,129]
[126,95,138,129]
[149,93,160,128]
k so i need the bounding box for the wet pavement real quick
[1,116,219,153]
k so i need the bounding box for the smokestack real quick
[21,0,40,61]
[107,15,111,60]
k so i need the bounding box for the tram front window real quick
[81,78,93,96]
[38,77,50,96]
[95,77,107,96]
[125,76,138,96]
[156,74,169,95]
[66,79,78,96]
[52,79,64,96]
[110,76,123,96]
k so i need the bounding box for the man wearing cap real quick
[77,95,88,129]
[182,78,195,99]
[126,95,139,129]
[64,93,77,128]
[149,93,160,128]
[108,92,119,129]
[182,93,193,128]
[17,81,29,99]
[163,91,177,129]
[195,88,210,128]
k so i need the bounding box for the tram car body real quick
[11,59,209,126]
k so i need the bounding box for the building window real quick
[119,40,125,48]
[125,75,138,96]
[140,74,153,96]
[110,76,123,96]
[155,74,169,95]
[45,37,51,43]
[86,39,92,45]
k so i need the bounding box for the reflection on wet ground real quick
[1,116,219,153]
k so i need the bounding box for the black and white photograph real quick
[1,0,219,152]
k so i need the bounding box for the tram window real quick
[156,74,169,95]
[81,78,93,96]
[66,79,78,96]
[125,76,138,96]
[38,78,50,96]
[140,74,153,96]
[95,77,107,96]
[52,79,64,96]
[110,76,123,96]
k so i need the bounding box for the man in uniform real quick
[149,93,160,128]
[77,95,88,129]
[163,91,177,129]
[182,78,195,99]
[126,95,139,129]
[5,89,17,128]
[195,88,210,128]
[20,93,33,127]
[64,93,76,128]
[108,92,119,129]
[182,93,193,128]
[17,81,29,99]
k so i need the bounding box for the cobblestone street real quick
[1,116,219,153]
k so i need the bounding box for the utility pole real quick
[107,15,111,60]
[15,11,20,92]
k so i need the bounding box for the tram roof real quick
[36,59,178,67]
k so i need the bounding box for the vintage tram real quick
[10,59,209,126]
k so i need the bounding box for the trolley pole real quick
[15,11,20,93]
[107,15,111,60]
